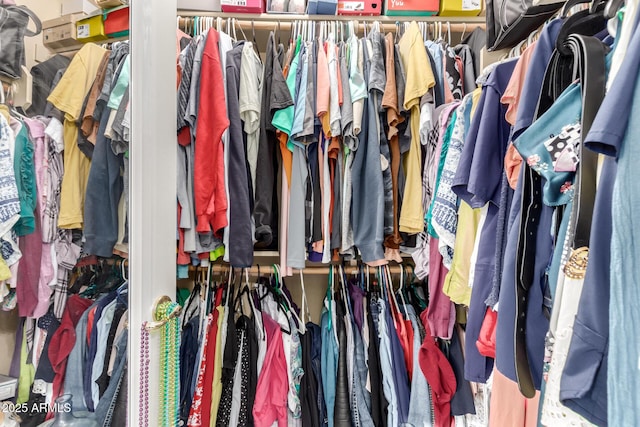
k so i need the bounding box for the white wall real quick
[18,0,64,68]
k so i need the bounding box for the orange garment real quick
[504,142,523,190]
[194,30,229,235]
[476,307,497,358]
[382,33,404,251]
[86,306,97,343]
[501,42,537,126]
[316,44,331,135]
[490,369,540,427]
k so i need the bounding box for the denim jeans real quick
[406,306,433,427]
[95,329,128,426]
[63,306,92,412]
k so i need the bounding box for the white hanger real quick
[299,270,310,326]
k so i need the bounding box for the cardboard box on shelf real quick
[62,0,99,15]
[42,13,87,52]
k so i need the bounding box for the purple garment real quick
[384,301,411,424]
[427,237,455,339]
[16,206,43,318]
[25,118,55,319]
[348,281,365,332]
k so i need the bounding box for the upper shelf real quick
[176,10,486,23]
[176,10,486,33]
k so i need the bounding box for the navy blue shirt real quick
[512,19,563,140]
[451,59,516,384]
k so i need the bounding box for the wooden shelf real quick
[177,11,485,23]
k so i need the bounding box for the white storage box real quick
[0,375,18,401]
[62,0,99,15]
[177,0,222,11]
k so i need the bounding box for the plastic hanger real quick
[561,0,591,17]
[556,1,606,55]
[604,0,625,18]
[299,270,311,327]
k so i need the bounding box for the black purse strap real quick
[566,34,607,248]
[1,5,42,37]
[513,34,606,398]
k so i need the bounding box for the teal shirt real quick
[13,123,36,236]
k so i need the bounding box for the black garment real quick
[462,28,487,78]
[241,313,258,427]
[27,54,71,116]
[301,326,321,427]
[306,322,326,426]
[180,315,200,424]
[455,44,477,96]
[226,42,254,267]
[444,327,477,416]
[43,69,65,121]
[308,140,323,246]
[21,312,61,427]
[216,312,239,426]
[367,297,388,427]
[334,295,351,426]
[254,32,293,249]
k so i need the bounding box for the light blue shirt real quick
[608,49,640,427]
[376,299,398,427]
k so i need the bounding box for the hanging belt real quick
[513,34,606,398]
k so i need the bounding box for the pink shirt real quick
[501,42,537,126]
[253,312,288,427]
[25,118,55,318]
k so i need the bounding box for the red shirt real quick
[194,29,229,235]
[419,309,457,427]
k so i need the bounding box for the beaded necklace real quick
[157,301,181,426]
[139,322,150,427]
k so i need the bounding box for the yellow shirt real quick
[47,43,107,229]
[210,305,225,424]
[442,201,483,305]
[398,22,435,233]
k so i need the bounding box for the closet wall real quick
[0,0,63,377]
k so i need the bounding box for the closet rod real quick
[177,17,485,32]
[206,264,410,276]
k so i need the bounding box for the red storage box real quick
[220,0,266,13]
[384,0,439,15]
[338,0,381,14]
[103,6,129,37]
